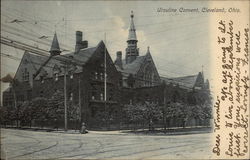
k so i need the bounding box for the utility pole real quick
[78,76,81,129]
[104,32,108,130]
[163,82,167,134]
[63,64,68,131]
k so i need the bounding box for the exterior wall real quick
[2,88,14,107]
[134,56,161,88]
[83,44,122,129]
[2,45,211,130]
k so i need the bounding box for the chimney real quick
[75,31,88,53]
[114,51,123,69]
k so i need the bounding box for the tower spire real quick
[128,10,137,41]
[50,32,61,56]
[126,11,139,64]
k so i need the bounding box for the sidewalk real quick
[1,126,212,136]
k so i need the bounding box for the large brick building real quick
[2,12,211,129]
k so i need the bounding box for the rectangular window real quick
[69,92,73,101]
[91,92,96,100]
[100,93,104,101]
[22,68,29,82]
[55,73,59,81]
[95,72,98,79]
[100,73,103,80]
[40,76,44,83]
[40,91,44,97]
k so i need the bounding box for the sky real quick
[1,1,211,95]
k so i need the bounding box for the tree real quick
[165,102,192,128]
[31,97,49,128]
[123,103,144,130]
[143,102,162,131]
[47,90,64,128]
[68,102,81,130]
[19,101,33,127]
[0,106,10,126]
[177,103,192,128]
[123,102,162,131]
[10,102,24,127]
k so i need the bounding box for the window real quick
[100,73,103,80]
[91,92,96,100]
[40,91,44,97]
[22,68,29,82]
[95,72,98,79]
[55,73,59,81]
[69,92,73,101]
[100,93,104,101]
[40,76,44,83]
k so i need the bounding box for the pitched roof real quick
[26,45,97,80]
[122,55,146,75]
[49,33,61,55]
[161,74,199,89]
[63,46,97,64]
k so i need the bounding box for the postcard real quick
[0,0,249,159]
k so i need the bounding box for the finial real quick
[147,46,150,52]
[131,10,134,18]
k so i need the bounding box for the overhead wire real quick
[1,7,209,80]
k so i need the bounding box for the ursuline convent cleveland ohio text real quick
[2,12,211,129]
[157,7,239,13]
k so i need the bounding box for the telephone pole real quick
[163,82,167,133]
[78,76,81,128]
[104,32,108,130]
[63,64,68,131]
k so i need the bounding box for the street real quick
[1,128,213,159]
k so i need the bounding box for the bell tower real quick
[125,11,139,64]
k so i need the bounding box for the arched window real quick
[144,65,152,86]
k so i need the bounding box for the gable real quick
[14,51,40,83]
[87,41,119,74]
[136,53,161,82]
